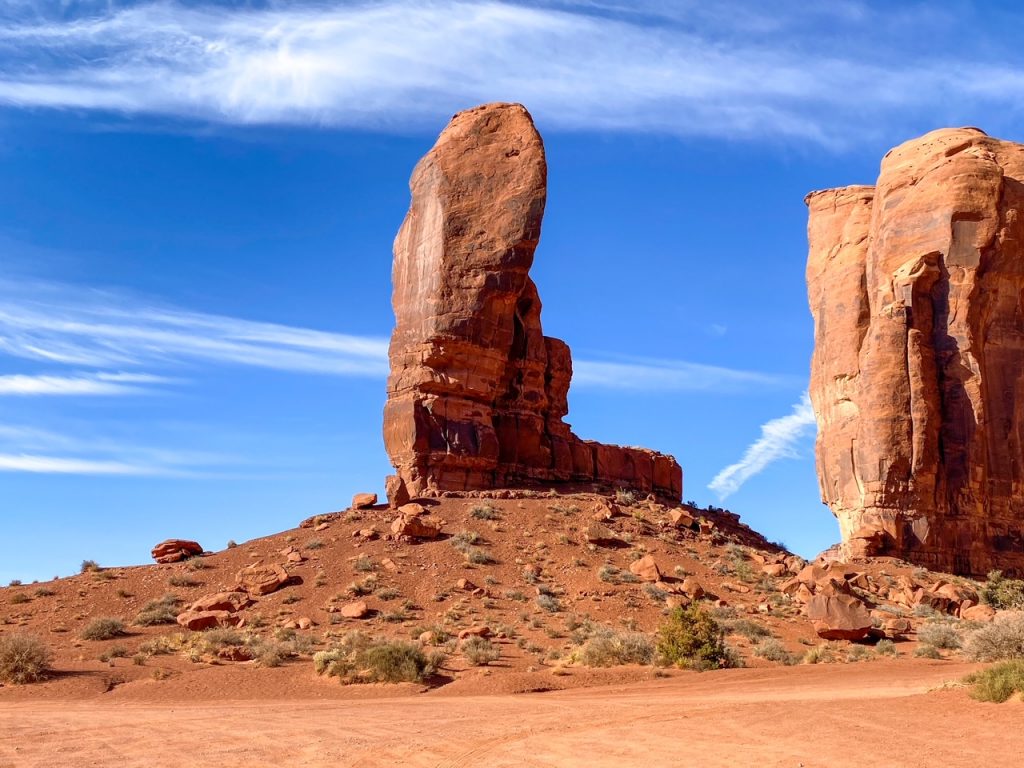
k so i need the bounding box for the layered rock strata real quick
[807,127,1024,576]
[383,103,682,503]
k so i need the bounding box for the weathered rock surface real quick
[806,593,873,641]
[383,102,682,503]
[235,563,290,596]
[807,127,1024,576]
[151,539,203,564]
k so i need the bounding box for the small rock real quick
[391,515,441,539]
[176,609,242,631]
[458,625,492,639]
[235,563,290,596]
[669,509,695,528]
[629,555,662,583]
[681,578,706,599]
[341,601,370,619]
[352,492,378,509]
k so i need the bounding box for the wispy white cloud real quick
[573,357,791,392]
[708,392,816,499]
[0,420,243,476]
[0,278,390,377]
[0,276,784,393]
[0,372,167,396]
[0,453,174,475]
[0,1,1021,145]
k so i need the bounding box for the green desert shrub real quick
[575,627,654,667]
[81,617,127,641]
[981,571,1024,610]
[964,612,1024,661]
[0,634,52,684]
[964,660,1024,703]
[656,605,736,671]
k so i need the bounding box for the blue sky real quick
[3,0,1024,583]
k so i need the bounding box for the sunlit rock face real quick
[807,127,1024,576]
[383,102,682,504]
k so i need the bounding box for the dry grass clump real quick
[753,638,797,665]
[917,620,961,650]
[462,636,500,666]
[573,626,654,667]
[0,634,52,684]
[964,612,1024,661]
[81,617,127,641]
[964,660,1024,702]
[314,632,444,684]
[134,594,183,626]
[470,505,500,520]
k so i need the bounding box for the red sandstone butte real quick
[807,126,1024,577]
[382,103,682,503]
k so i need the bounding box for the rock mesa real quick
[383,103,682,502]
[807,127,1024,576]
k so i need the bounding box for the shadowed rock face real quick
[807,127,1024,576]
[383,102,682,503]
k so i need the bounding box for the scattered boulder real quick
[628,555,662,583]
[961,603,996,622]
[458,625,492,639]
[806,593,873,641]
[385,475,411,508]
[391,514,441,539]
[585,522,619,546]
[341,601,370,619]
[669,509,695,528]
[186,591,252,614]
[352,492,378,509]
[681,578,706,599]
[151,539,203,564]
[176,609,243,631]
[235,563,290,596]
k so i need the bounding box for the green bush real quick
[964,612,1024,661]
[0,634,52,684]
[81,617,127,641]
[964,660,1024,702]
[981,571,1024,610]
[656,605,736,671]
[575,627,654,667]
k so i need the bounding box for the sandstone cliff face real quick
[384,103,682,503]
[808,127,1024,576]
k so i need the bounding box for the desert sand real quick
[1,660,1017,768]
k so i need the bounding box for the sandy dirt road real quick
[1,661,1020,768]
